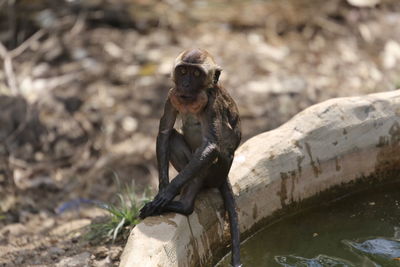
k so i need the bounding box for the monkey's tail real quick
[220,179,242,267]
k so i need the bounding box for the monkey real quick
[139,48,242,267]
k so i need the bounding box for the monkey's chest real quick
[170,89,208,114]
[181,114,203,152]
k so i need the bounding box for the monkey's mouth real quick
[178,94,196,102]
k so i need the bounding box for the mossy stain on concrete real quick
[305,142,321,177]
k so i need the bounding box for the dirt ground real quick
[1,0,400,266]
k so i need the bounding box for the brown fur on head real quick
[169,49,222,114]
[172,48,222,88]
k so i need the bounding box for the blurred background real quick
[0,0,400,266]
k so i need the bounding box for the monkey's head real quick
[172,49,222,102]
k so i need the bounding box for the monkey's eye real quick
[194,70,201,77]
[180,68,187,75]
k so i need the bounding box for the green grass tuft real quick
[86,182,152,243]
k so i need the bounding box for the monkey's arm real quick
[143,103,221,214]
[167,125,219,193]
[156,97,178,191]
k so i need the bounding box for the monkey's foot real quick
[139,201,162,219]
[140,200,194,219]
[139,186,179,219]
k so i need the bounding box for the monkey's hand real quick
[139,185,178,219]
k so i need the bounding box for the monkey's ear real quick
[213,67,222,84]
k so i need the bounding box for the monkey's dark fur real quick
[140,48,242,267]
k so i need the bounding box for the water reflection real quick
[275,238,400,266]
[275,254,354,267]
[344,238,400,267]
[216,184,400,267]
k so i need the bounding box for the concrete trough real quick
[120,90,400,267]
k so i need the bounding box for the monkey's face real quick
[173,65,207,103]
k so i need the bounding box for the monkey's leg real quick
[140,130,192,219]
[161,175,205,215]
[152,129,205,216]
[169,129,192,172]
[140,175,204,217]
[220,179,242,267]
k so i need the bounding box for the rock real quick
[0,223,27,237]
[50,219,91,236]
[48,247,66,261]
[92,256,112,267]
[15,255,25,265]
[55,252,91,267]
[245,76,306,95]
[93,246,108,259]
[121,116,138,132]
[49,246,65,258]
[382,40,400,69]
[104,42,123,58]
[248,33,289,61]
[109,247,122,261]
[347,0,380,7]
